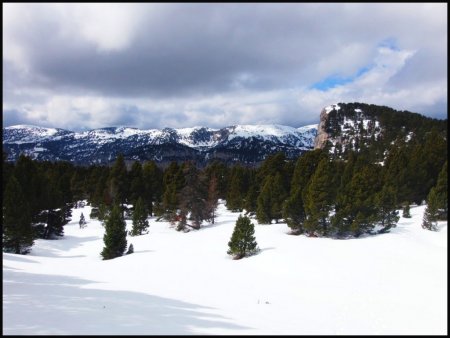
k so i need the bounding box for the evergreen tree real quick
[402,203,411,218]
[283,149,325,234]
[178,162,208,229]
[161,162,184,219]
[130,197,149,236]
[282,189,306,234]
[108,154,128,206]
[270,173,288,223]
[142,161,163,216]
[79,212,87,229]
[128,161,144,204]
[433,160,448,220]
[256,176,274,224]
[227,215,259,259]
[375,184,399,233]
[101,204,128,260]
[206,175,219,224]
[3,175,34,254]
[304,158,334,236]
[332,160,380,237]
[204,160,229,199]
[226,166,246,212]
[40,171,71,239]
[243,181,259,214]
[422,187,439,231]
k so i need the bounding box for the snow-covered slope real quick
[3,202,447,335]
[2,124,317,165]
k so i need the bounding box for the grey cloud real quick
[3,3,447,130]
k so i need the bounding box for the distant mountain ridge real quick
[4,102,446,166]
[3,123,318,166]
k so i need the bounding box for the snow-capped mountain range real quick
[3,124,318,165]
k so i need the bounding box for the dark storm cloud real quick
[3,3,447,130]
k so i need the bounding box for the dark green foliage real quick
[304,158,335,236]
[227,215,259,259]
[130,197,149,236]
[101,204,128,260]
[422,188,439,231]
[243,181,259,214]
[256,176,274,224]
[108,154,128,205]
[37,169,72,239]
[433,160,448,220]
[375,184,399,233]
[142,161,163,216]
[3,175,34,254]
[282,189,306,234]
[128,161,144,204]
[256,173,287,224]
[178,162,208,229]
[334,162,380,237]
[402,204,411,218]
[161,162,184,219]
[283,149,325,234]
[206,175,219,224]
[226,165,247,212]
[204,161,229,199]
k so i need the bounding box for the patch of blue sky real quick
[378,37,399,51]
[311,65,372,91]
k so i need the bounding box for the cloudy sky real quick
[3,3,447,131]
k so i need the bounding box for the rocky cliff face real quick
[314,104,340,149]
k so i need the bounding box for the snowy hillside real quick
[3,202,447,335]
[2,124,317,165]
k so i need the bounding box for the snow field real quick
[3,202,447,334]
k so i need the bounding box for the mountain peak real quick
[3,123,318,165]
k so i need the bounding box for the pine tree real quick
[142,161,163,216]
[422,187,439,231]
[375,184,399,233]
[178,162,208,229]
[101,204,128,260]
[256,176,274,224]
[226,166,246,212]
[282,189,306,234]
[433,160,447,220]
[283,149,325,234]
[332,160,379,237]
[227,215,259,259]
[40,171,71,239]
[79,212,87,229]
[128,161,144,204]
[402,203,411,218]
[162,162,184,220]
[108,154,129,206]
[304,158,334,236]
[130,197,149,236]
[243,182,259,214]
[3,175,34,254]
[270,173,288,223]
[206,175,219,224]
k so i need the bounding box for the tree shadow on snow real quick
[29,236,99,258]
[3,269,250,335]
[3,253,40,264]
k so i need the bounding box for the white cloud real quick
[3,3,447,130]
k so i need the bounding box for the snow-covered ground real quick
[3,202,447,335]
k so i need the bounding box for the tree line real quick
[3,125,447,256]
